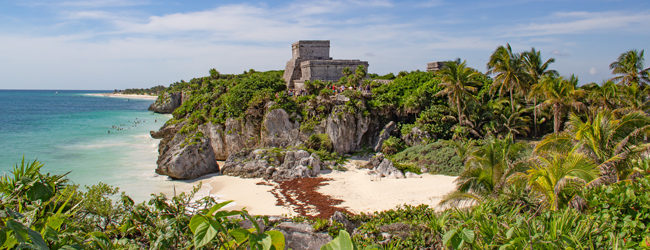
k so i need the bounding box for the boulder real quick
[148,92,183,114]
[273,222,332,250]
[373,159,404,179]
[155,135,219,180]
[330,211,357,233]
[405,172,422,178]
[326,107,370,154]
[262,108,301,148]
[198,118,259,161]
[402,126,430,147]
[221,148,322,181]
[364,152,384,169]
[374,121,397,152]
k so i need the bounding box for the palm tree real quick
[523,48,557,137]
[535,110,650,184]
[617,83,650,114]
[436,60,481,127]
[518,152,598,210]
[483,98,531,139]
[609,49,650,86]
[487,44,531,114]
[440,136,530,206]
[532,75,585,133]
[581,80,619,110]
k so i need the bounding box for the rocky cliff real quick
[148,91,184,114]
[151,99,382,180]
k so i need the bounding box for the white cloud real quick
[504,11,650,37]
[551,49,569,56]
[589,67,598,75]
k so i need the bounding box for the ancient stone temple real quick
[283,40,369,89]
[426,61,446,72]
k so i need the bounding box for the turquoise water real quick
[0,90,178,201]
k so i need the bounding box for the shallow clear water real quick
[0,90,180,201]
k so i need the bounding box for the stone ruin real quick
[283,40,369,90]
[426,61,446,72]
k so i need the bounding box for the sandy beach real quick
[171,160,458,216]
[86,93,158,100]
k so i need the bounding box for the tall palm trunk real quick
[510,87,515,113]
[533,97,538,137]
[457,95,462,127]
[553,103,561,133]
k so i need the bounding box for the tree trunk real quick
[457,96,462,127]
[533,97,537,138]
[510,87,515,113]
[554,103,561,133]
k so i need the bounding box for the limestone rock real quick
[336,94,350,103]
[273,222,332,250]
[402,126,431,147]
[326,107,370,154]
[221,148,322,181]
[405,172,422,178]
[374,121,396,152]
[262,108,301,148]
[364,153,384,169]
[330,211,357,233]
[373,159,404,179]
[198,118,259,161]
[155,134,219,180]
[148,92,183,114]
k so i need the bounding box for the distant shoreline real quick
[86,93,158,100]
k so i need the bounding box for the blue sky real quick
[0,0,648,90]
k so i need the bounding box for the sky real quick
[0,0,648,90]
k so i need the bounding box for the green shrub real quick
[392,162,422,175]
[381,136,406,155]
[305,134,333,152]
[392,140,463,175]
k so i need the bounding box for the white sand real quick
[86,93,158,100]
[317,160,458,214]
[168,161,295,216]
[167,160,458,216]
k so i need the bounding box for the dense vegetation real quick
[115,85,166,95]
[4,46,650,248]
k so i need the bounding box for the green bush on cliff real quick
[392,140,463,175]
[369,70,445,115]
[305,134,333,152]
[381,136,405,155]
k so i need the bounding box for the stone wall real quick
[299,60,369,83]
[427,61,446,72]
[283,40,369,89]
[292,40,331,59]
[283,40,333,88]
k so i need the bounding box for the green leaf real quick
[208,200,235,215]
[89,231,112,250]
[506,227,515,239]
[266,230,285,250]
[460,228,475,244]
[0,229,6,247]
[60,245,84,250]
[26,181,54,202]
[442,229,457,246]
[229,229,251,244]
[6,220,29,243]
[43,226,59,242]
[320,230,355,250]
[189,214,207,234]
[193,221,218,248]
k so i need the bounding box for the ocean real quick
[0,90,184,201]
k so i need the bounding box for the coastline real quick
[86,93,158,100]
[170,160,457,216]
